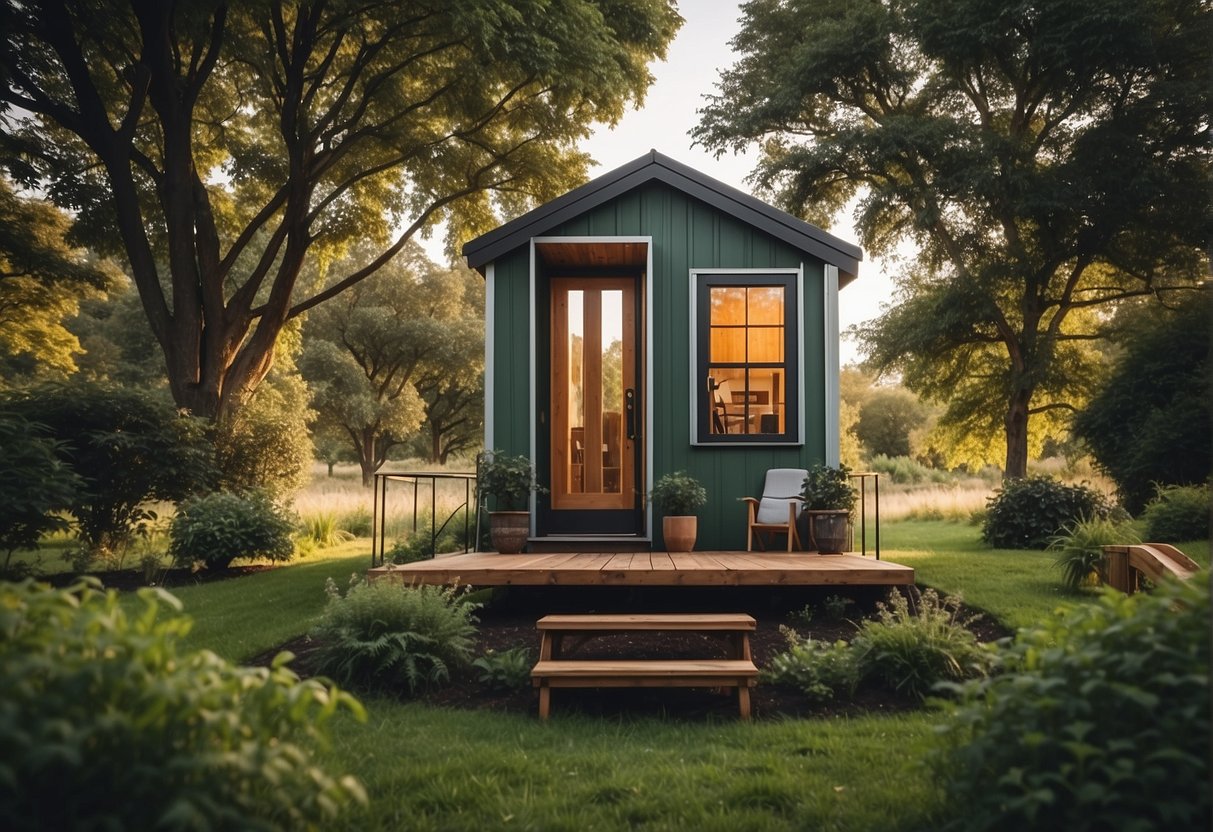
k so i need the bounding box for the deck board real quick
[369,550,914,587]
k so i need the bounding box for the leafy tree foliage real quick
[301,242,482,485]
[0,178,116,384]
[0,0,681,420]
[1,382,215,557]
[0,413,80,574]
[696,0,1210,477]
[855,387,929,459]
[1072,294,1211,513]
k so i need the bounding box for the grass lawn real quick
[107,520,1207,830]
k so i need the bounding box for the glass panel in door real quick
[551,277,635,510]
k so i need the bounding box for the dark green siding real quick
[489,182,836,549]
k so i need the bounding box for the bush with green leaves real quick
[648,470,708,515]
[212,367,314,497]
[850,588,994,702]
[0,412,80,577]
[934,579,1210,831]
[1,382,215,558]
[1140,484,1210,542]
[801,463,856,512]
[1050,516,1140,591]
[0,579,366,831]
[478,450,546,510]
[764,627,859,704]
[312,577,478,694]
[169,488,298,570]
[472,646,534,691]
[982,475,1115,549]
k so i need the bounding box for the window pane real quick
[747,368,783,433]
[600,290,622,494]
[710,287,746,325]
[710,327,745,363]
[748,326,784,363]
[748,286,784,325]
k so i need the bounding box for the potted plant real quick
[801,464,856,554]
[478,451,546,554]
[649,471,708,552]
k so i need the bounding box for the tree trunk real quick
[1003,387,1032,479]
[429,425,443,465]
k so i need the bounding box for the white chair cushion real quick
[754,468,807,524]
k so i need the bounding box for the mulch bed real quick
[247,584,1012,722]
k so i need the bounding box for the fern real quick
[311,579,478,694]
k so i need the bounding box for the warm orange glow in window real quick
[707,285,787,436]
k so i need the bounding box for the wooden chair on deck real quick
[743,468,807,552]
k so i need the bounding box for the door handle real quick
[625,388,637,440]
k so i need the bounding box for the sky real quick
[579,0,899,367]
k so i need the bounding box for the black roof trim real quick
[462,150,861,281]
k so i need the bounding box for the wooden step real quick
[537,613,756,631]
[531,659,759,684]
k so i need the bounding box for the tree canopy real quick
[695,0,1209,477]
[0,0,681,419]
[1073,293,1211,513]
[300,241,482,485]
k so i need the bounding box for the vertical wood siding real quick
[490,182,836,549]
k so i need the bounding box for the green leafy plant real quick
[340,506,374,537]
[0,579,366,831]
[934,579,1210,831]
[472,646,534,691]
[312,576,479,694]
[1050,516,1140,591]
[1140,484,1210,542]
[822,594,854,621]
[850,588,994,702]
[169,488,298,571]
[982,475,1115,549]
[764,626,859,704]
[648,470,708,516]
[802,464,857,513]
[0,413,79,579]
[478,450,546,510]
[1,382,215,558]
[789,603,814,627]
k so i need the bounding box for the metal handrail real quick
[371,471,477,567]
[849,471,881,560]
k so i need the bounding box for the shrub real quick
[982,475,1115,549]
[0,579,365,831]
[340,506,374,536]
[801,463,856,512]
[648,470,707,516]
[1050,516,1140,591]
[472,646,534,691]
[212,366,314,497]
[764,626,859,704]
[0,413,80,577]
[1140,484,1210,542]
[934,579,1210,831]
[850,588,994,701]
[302,511,356,548]
[868,454,948,485]
[311,577,478,694]
[1,381,215,557]
[169,489,298,570]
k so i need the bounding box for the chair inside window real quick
[710,378,748,434]
[742,468,807,551]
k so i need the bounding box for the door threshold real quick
[527,535,651,553]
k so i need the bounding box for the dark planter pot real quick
[807,510,850,554]
[489,511,530,554]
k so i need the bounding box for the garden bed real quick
[251,585,1010,721]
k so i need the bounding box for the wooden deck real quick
[367,551,914,587]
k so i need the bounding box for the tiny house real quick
[463,151,862,551]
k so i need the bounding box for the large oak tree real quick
[0,0,680,419]
[695,0,1209,477]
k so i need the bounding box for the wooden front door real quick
[547,276,642,532]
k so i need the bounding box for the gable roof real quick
[462,150,862,284]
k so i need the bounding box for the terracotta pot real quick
[809,510,850,554]
[663,515,698,552]
[489,511,530,554]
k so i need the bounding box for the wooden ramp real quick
[368,550,914,588]
[1102,544,1201,594]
